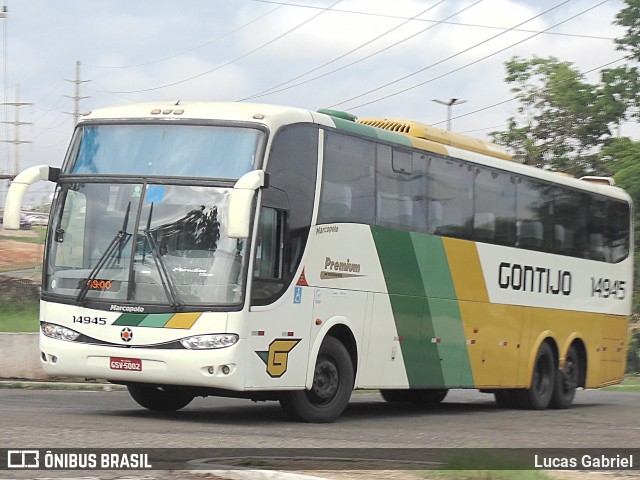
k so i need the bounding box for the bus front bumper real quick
[39,334,246,390]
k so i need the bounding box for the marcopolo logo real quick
[110,304,145,313]
[120,328,133,343]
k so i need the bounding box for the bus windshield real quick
[45,182,246,307]
[66,124,263,178]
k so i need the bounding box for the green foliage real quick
[490,56,627,176]
[0,300,39,332]
[615,0,640,61]
[627,329,640,374]
[600,139,640,312]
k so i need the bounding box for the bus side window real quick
[318,131,374,225]
[609,201,630,263]
[319,181,352,220]
[428,157,472,239]
[252,207,286,302]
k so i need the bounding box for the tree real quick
[615,0,640,61]
[490,56,628,176]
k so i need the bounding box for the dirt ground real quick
[0,229,44,271]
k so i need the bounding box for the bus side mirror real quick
[228,170,267,239]
[3,165,59,230]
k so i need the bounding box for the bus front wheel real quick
[518,342,556,410]
[279,336,354,423]
[127,384,195,412]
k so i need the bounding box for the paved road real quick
[1,388,638,479]
[1,388,638,449]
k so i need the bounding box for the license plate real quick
[110,357,142,371]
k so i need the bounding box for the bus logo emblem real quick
[256,339,301,378]
[120,328,133,342]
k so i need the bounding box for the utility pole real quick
[432,98,467,131]
[1,85,32,175]
[65,60,90,127]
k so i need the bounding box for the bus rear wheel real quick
[518,342,556,410]
[550,345,580,409]
[127,384,195,412]
[279,336,354,423]
[380,389,448,404]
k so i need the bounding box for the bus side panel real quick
[358,293,409,388]
[371,227,474,389]
[246,285,314,390]
[447,239,631,389]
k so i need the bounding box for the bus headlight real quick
[180,334,239,350]
[41,322,81,342]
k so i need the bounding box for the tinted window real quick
[609,201,630,263]
[318,131,375,225]
[474,167,516,245]
[376,147,429,232]
[252,125,319,305]
[428,157,473,239]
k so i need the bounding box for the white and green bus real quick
[3,102,632,422]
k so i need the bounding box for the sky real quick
[0,0,632,205]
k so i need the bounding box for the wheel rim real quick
[308,355,340,405]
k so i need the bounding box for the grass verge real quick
[417,451,554,480]
[602,376,640,392]
[0,300,39,332]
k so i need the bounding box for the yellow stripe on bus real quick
[164,312,202,329]
[442,238,489,303]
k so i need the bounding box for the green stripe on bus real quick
[112,314,145,326]
[410,233,475,387]
[138,314,174,327]
[372,226,445,388]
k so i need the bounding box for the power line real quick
[330,0,574,109]
[98,0,344,95]
[92,0,294,69]
[239,0,483,101]
[333,0,611,111]
[239,0,449,101]
[438,57,627,129]
[247,0,614,41]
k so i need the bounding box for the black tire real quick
[410,389,448,404]
[279,336,354,423]
[127,384,194,412]
[380,389,411,403]
[518,342,556,410]
[494,389,518,408]
[550,345,580,409]
[380,389,448,404]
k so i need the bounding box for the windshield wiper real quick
[76,202,132,304]
[141,202,183,310]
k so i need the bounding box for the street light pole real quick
[432,98,467,131]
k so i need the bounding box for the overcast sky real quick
[0,0,631,204]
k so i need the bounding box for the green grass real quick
[0,300,39,332]
[602,376,640,392]
[0,226,47,244]
[416,451,554,480]
[419,471,554,480]
[0,234,44,244]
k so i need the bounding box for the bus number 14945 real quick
[591,277,626,300]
